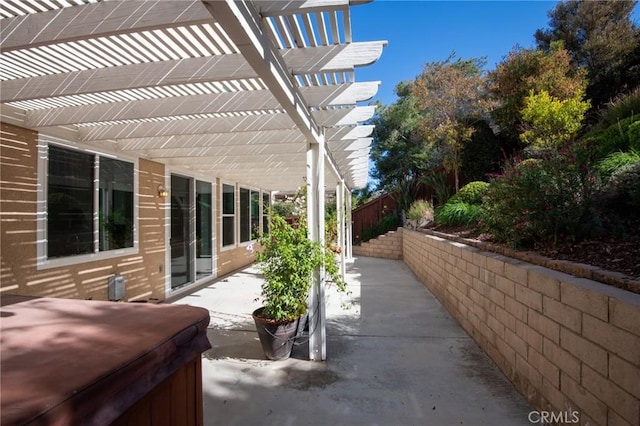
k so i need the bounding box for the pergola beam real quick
[203,0,323,143]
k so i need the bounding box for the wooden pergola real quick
[0,0,385,360]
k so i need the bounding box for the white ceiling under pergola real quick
[0,0,386,192]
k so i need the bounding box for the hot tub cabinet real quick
[0,296,211,425]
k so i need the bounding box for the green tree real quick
[534,0,640,109]
[412,54,493,190]
[486,42,587,145]
[370,82,441,213]
[520,89,590,149]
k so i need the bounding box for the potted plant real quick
[253,214,346,360]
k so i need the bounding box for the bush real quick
[587,116,638,159]
[449,181,490,205]
[602,162,640,213]
[597,150,640,181]
[598,87,640,129]
[406,199,434,228]
[629,120,640,152]
[460,120,503,182]
[481,145,600,248]
[360,214,399,243]
[435,201,482,227]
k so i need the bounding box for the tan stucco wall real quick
[217,246,256,277]
[0,123,167,301]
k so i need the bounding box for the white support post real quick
[307,137,327,361]
[346,188,353,260]
[336,183,346,280]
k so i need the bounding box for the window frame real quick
[36,136,139,270]
[220,182,236,250]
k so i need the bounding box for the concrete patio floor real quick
[173,257,533,426]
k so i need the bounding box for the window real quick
[99,158,134,251]
[262,192,270,234]
[251,190,260,237]
[240,188,261,243]
[222,184,235,247]
[46,145,134,259]
[196,180,212,279]
[239,187,250,243]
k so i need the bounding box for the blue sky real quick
[351,1,561,105]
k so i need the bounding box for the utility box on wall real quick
[108,275,125,301]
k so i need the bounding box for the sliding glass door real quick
[170,176,213,290]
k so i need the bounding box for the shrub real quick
[481,145,600,248]
[449,181,490,205]
[602,162,640,213]
[628,120,640,152]
[435,201,482,227]
[597,150,640,181]
[587,116,638,159]
[598,87,640,129]
[406,199,434,228]
[360,214,399,243]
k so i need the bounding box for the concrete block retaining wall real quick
[398,228,640,426]
[352,228,403,260]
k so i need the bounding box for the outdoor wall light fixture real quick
[158,185,169,198]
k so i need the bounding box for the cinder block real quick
[505,327,528,358]
[516,352,542,389]
[505,296,527,322]
[561,280,609,321]
[528,308,560,344]
[608,409,635,426]
[495,275,515,297]
[528,346,560,388]
[610,297,640,336]
[560,327,608,376]
[472,251,487,269]
[486,255,506,276]
[515,284,542,312]
[583,315,640,365]
[518,321,543,353]
[544,337,581,381]
[560,373,607,426]
[495,305,516,332]
[495,334,516,366]
[609,354,640,400]
[543,296,581,333]
[582,364,640,425]
[527,265,562,300]
[504,259,528,287]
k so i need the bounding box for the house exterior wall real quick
[402,229,640,426]
[1,123,166,301]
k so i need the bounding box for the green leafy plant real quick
[520,89,590,150]
[435,201,482,227]
[448,181,490,205]
[628,121,640,152]
[421,171,454,206]
[597,150,640,181]
[255,215,346,321]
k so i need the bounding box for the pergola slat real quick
[25,81,379,127]
[0,1,212,51]
[1,42,383,103]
